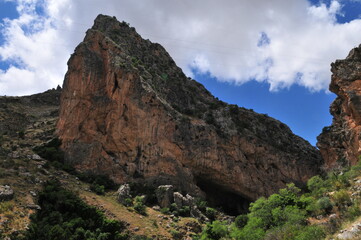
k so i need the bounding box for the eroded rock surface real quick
[0,185,13,201]
[57,14,323,206]
[318,45,361,169]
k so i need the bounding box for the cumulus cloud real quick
[0,0,361,95]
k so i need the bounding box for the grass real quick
[80,190,174,238]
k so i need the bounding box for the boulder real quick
[173,192,195,208]
[156,185,174,208]
[117,184,131,204]
[0,185,14,201]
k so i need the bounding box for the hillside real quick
[2,14,361,240]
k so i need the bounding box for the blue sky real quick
[1,0,361,146]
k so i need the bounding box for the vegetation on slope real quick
[195,160,361,239]
[20,180,130,240]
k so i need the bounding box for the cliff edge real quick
[318,45,361,169]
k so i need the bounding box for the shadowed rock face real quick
[317,45,361,169]
[57,14,323,207]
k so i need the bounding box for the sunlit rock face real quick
[318,45,361,169]
[57,14,323,209]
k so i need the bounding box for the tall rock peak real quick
[57,14,322,211]
[318,44,361,169]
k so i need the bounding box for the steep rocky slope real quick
[318,45,361,169]
[57,14,323,210]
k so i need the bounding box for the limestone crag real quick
[317,45,361,169]
[57,14,323,208]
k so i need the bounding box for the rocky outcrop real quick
[0,185,14,201]
[117,184,131,205]
[156,185,174,209]
[317,45,361,169]
[57,14,323,209]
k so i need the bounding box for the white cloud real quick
[1,0,361,95]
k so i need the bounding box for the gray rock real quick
[337,222,361,239]
[173,192,186,208]
[117,184,131,205]
[190,206,208,222]
[152,205,160,211]
[28,154,42,160]
[0,185,14,201]
[174,192,195,208]
[156,185,174,208]
[185,194,195,206]
[27,204,41,210]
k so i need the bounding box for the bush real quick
[200,221,229,240]
[294,225,325,240]
[332,190,351,207]
[123,198,133,207]
[170,229,182,239]
[178,206,190,217]
[160,208,170,215]
[196,200,207,212]
[235,214,248,229]
[205,207,217,221]
[133,196,146,215]
[307,175,330,197]
[77,172,117,191]
[316,197,333,213]
[345,202,361,220]
[90,184,105,195]
[33,138,64,162]
[23,180,129,240]
[128,182,157,205]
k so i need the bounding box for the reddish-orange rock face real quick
[57,15,322,206]
[317,46,361,169]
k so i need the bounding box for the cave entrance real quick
[196,177,252,216]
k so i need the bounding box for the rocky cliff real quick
[57,14,323,210]
[317,45,361,169]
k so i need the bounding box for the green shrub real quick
[294,225,325,240]
[196,200,207,212]
[23,180,129,240]
[77,172,117,191]
[90,184,105,195]
[345,202,361,220]
[33,138,64,162]
[316,197,333,213]
[178,206,190,217]
[205,207,217,221]
[123,198,133,207]
[160,207,170,215]
[307,175,330,197]
[235,214,248,229]
[170,229,182,239]
[128,182,157,205]
[133,196,146,215]
[200,221,229,240]
[332,190,351,207]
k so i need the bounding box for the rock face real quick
[0,185,14,201]
[57,14,323,210]
[317,45,361,169]
[117,184,131,205]
[156,185,174,209]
